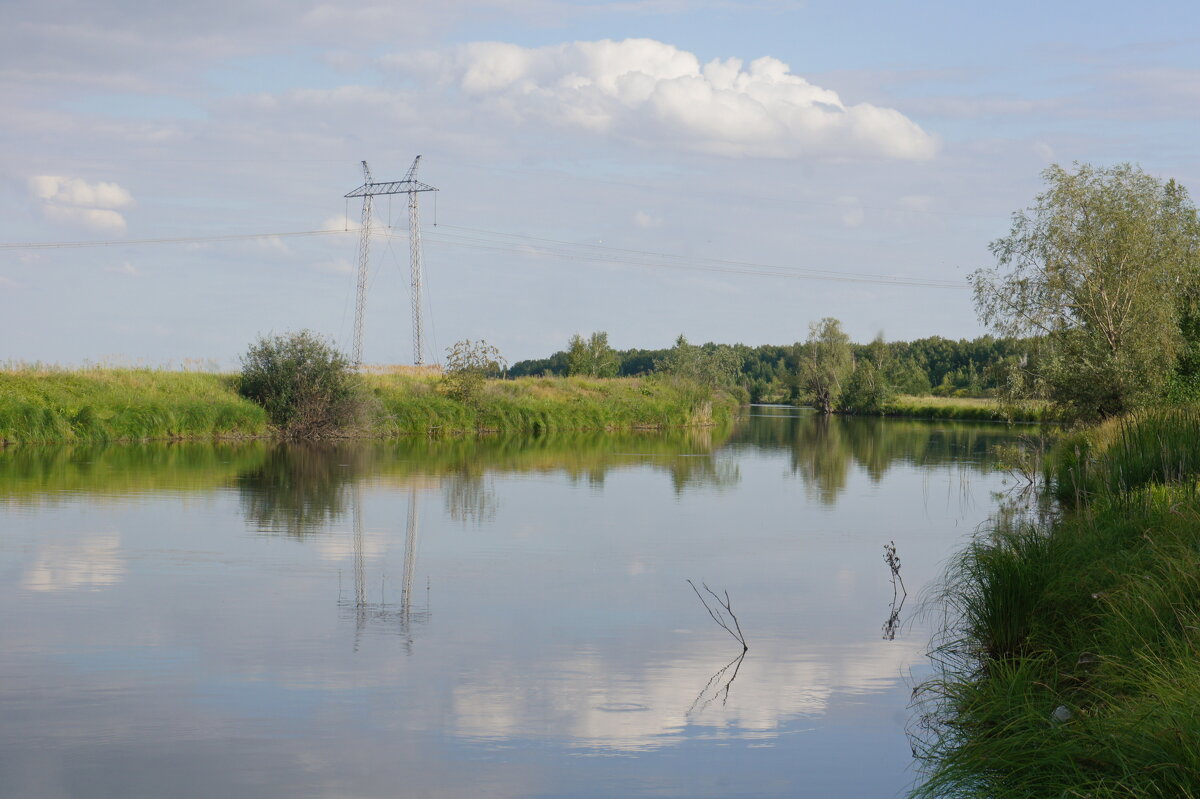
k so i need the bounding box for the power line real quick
[1,222,967,289]
[0,229,353,250]
[407,225,967,289]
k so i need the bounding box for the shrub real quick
[238,331,362,438]
[440,339,506,407]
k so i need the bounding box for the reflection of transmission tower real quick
[402,487,420,631]
[344,156,439,366]
[339,485,429,651]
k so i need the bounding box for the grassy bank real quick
[914,405,1200,798]
[363,373,736,436]
[0,367,268,444]
[0,367,737,444]
[881,395,1048,422]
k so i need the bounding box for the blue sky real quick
[2,0,1199,366]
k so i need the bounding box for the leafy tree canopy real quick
[972,162,1200,418]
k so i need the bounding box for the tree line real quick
[514,163,1200,421]
[509,330,1030,407]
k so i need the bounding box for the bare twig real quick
[687,579,748,651]
[686,578,749,716]
[883,541,908,641]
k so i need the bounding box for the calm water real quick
[0,410,1021,798]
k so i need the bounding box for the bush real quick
[238,331,362,438]
[439,339,506,408]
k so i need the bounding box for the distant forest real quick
[509,334,1029,403]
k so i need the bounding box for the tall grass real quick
[881,395,1048,423]
[364,374,734,436]
[1050,404,1200,503]
[0,369,737,444]
[914,406,1200,798]
[0,367,267,444]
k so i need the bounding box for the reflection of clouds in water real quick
[452,637,922,751]
[22,534,124,592]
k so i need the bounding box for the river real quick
[0,409,1023,798]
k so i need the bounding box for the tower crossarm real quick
[344,179,437,198]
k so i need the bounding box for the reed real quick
[914,407,1200,798]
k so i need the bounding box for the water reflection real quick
[731,408,1016,503]
[238,443,361,537]
[0,413,1031,798]
[336,486,430,651]
[0,414,1015,511]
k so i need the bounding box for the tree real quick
[972,162,1200,419]
[441,339,507,406]
[842,335,895,414]
[657,334,741,389]
[798,318,854,414]
[238,330,361,437]
[566,331,620,378]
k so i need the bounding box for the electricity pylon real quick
[344,156,438,366]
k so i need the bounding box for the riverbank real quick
[881,395,1047,422]
[914,405,1200,797]
[0,368,738,444]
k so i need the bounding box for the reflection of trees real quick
[791,415,851,504]
[237,443,367,537]
[731,411,1024,504]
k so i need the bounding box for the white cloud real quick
[633,210,663,228]
[29,176,133,209]
[40,205,128,233]
[390,38,937,160]
[105,262,139,276]
[29,175,134,234]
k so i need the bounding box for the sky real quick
[2,0,1199,367]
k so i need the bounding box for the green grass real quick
[362,373,737,436]
[881,395,1048,422]
[0,368,738,444]
[0,366,268,444]
[914,406,1200,798]
[1049,404,1200,503]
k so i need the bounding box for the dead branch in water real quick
[686,579,749,716]
[882,540,908,640]
[687,579,748,651]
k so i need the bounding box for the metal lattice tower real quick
[351,161,373,366]
[344,156,438,366]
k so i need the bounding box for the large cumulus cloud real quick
[389,38,937,161]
